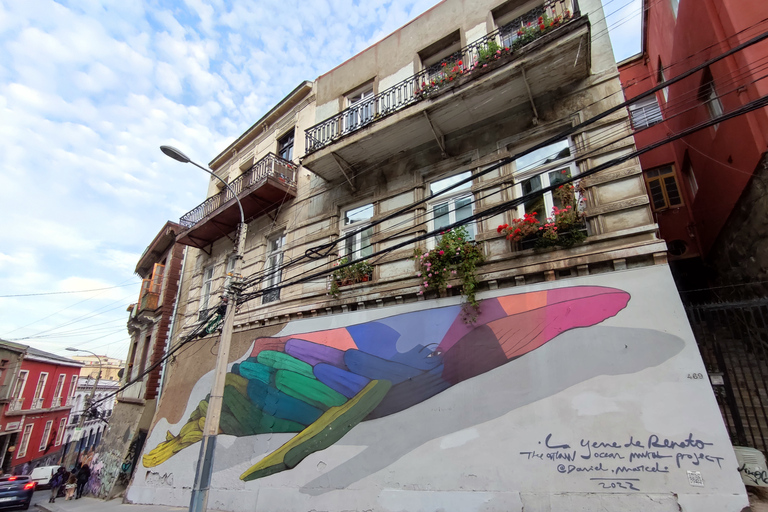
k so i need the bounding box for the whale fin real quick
[240,379,391,481]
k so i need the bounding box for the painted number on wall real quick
[687,373,704,380]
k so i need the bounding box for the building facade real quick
[61,377,118,462]
[618,0,768,465]
[71,355,124,382]
[126,0,749,510]
[618,0,768,266]
[77,221,186,500]
[0,341,81,474]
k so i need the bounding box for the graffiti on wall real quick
[144,286,631,481]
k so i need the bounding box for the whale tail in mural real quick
[143,286,630,480]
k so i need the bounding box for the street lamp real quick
[64,348,102,467]
[161,145,247,512]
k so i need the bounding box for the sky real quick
[0,0,642,362]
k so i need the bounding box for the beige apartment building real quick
[125,0,749,510]
[71,354,124,382]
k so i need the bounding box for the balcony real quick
[52,397,62,408]
[177,153,299,249]
[66,396,75,407]
[302,0,589,182]
[31,398,44,409]
[8,399,23,412]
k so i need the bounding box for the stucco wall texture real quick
[126,265,748,512]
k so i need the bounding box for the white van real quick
[29,465,59,488]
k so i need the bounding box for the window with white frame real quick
[512,139,578,223]
[428,171,475,247]
[341,204,374,261]
[52,374,65,407]
[33,372,48,409]
[17,424,33,458]
[39,420,53,451]
[198,265,215,322]
[68,375,77,403]
[12,370,28,400]
[629,95,663,130]
[55,417,67,445]
[699,68,723,130]
[345,84,375,133]
[263,234,286,304]
[658,59,669,103]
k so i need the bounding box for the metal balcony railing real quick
[180,153,299,229]
[66,396,75,407]
[8,398,23,412]
[305,0,580,155]
[52,397,62,408]
[31,397,44,409]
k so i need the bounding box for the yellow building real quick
[71,355,124,382]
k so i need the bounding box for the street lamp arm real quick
[160,145,245,226]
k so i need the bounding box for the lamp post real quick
[64,348,102,467]
[161,145,247,512]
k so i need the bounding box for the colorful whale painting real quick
[143,286,630,481]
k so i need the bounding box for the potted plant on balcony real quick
[329,258,374,297]
[498,182,587,250]
[413,226,485,321]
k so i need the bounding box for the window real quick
[12,370,28,400]
[68,375,78,403]
[55,418,67,445]
[428,171,475,247]
[657,59,669,103]
[33,372,48,408]
[39,420,53,451]
[644,165,683,211]
[263,234,286,304]
[419,31,461,81]
[495,1,546,48]
[683,155,698,198]
[342,204,374,261]
[198,265,215,321]
[277,130,294,161]
[344,84,374,133]
[513,139,578,223]
[699,68,723,130]
[53,374,65,406]
[17,424,33,458]
[629,95,663,130]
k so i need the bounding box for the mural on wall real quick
[143,286,631,481]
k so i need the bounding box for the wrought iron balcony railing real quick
[52,397,62,408]
[180,153,299,229]
[31,397,44,409]
[8,398,23,412]
[305,0,579,155]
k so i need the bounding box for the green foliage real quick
[329,257,374,297]
[477,39,502,65]
[413,226,485,321]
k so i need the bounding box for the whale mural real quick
[143,286,631,481]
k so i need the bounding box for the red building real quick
[0,341,82,474]
[618,0,768,265]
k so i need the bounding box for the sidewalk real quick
[36,496,186,512]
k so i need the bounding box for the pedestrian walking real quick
[48,466,67,503]
[76,462,90,499]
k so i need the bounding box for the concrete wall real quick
[127,265,747,511]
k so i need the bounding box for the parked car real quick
[0,475,35,510]
[29,465,58,489]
